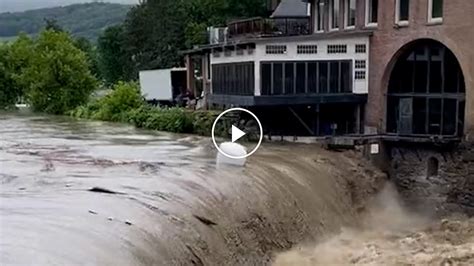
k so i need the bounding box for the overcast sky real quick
[1,0,139,13]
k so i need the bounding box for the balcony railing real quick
[227,17,310,39]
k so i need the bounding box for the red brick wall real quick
[366,0,474,139]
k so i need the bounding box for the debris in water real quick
[124,220,132,226]
[18,187,26,191]
[88,187,123,194]
[107,217,114,221]
[88,210,98,215]
[193,215,218,226]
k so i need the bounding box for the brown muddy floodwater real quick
[0,113,386,265]
[2,113,471,266]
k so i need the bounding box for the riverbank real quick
[68,82,227,137]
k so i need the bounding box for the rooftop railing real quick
[227,17,310,39]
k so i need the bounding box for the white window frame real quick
[344,0,356,29]
[365,0,378,27]
[395,0,409,26]
[329,0,340,31]
[428,0,443,24]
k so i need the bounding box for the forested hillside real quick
[0,3,131,41]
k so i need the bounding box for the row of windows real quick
[261,60,352,96]
[212,62,255,95]
[265,44,365,55]
[213,48,255,58]
[387,97,463,136]
[396,0,443,24]
[389,45,465,94]
[315,0,443,33]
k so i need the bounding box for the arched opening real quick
[386,39,465,137]
[427,157,439,177]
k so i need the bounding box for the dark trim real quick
[209,94,367,106]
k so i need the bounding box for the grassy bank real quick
[70,81,225,136]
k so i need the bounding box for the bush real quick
[71,81,227,136]
[91,81,143,122]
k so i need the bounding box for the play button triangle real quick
[231,125,246,143]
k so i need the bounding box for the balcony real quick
[227,17,310,39]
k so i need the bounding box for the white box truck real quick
[139,68,187,106]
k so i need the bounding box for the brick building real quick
[183,0,474,213]
[185,0,473,141]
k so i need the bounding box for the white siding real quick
[210,36,370,95]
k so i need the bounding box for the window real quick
[266,45,287,54]
[365,0,378,26]
[329,0,340,30]
[315,0,325,32]
[213,51,221,58]
[297,45,318,54]
[396,0,409,25]
[328,44,347,54]
[355,60,366,69]
[428,0,443,23]
[260,60,352,95]
[387,41,466,136]
[355,44,367,53]
[211,62,255,95]
[345,0,356,28]
[355,71,366,80]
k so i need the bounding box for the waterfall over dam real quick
[1,113,472,265]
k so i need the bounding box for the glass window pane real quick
[319,62,328,93]
[370,0,378,23]
[443,99,457,135]
[273,63,283,95]
[432,0,443,18]
[296,63,306,94]
[413,97,427,134]
[308,62,317,93]
[316,0,324,31]
[347,0,356,26]
[444,49,459,93]
[414,49,428,93]
[399,0,409,21]
[329,61,340,93]
[261,63,271,95]
[284,62,295,94]
[428,98,442,134]
[429,49,442,93]
[341,61,352,92]
[331,0,340,28]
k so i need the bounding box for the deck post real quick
[185,54,196,97]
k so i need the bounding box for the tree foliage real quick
[117,0,268,76]
[20,30,97,114]
[0,34,34,108]
[97,25,133,85]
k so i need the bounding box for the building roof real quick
[271,0,309,18]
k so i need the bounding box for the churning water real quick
[2,113,471,266]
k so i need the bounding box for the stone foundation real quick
[385,142,474,216]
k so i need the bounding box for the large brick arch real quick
[378,37,470,137]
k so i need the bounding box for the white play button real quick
[231,125,246,143]
[211,108,263,159]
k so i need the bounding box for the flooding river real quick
[0,113,385,265]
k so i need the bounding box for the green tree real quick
[97,25,133,84]
[22,30,97,114]
[74,37,100,78]
[0,34,34,107]
[0,45,17,108]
